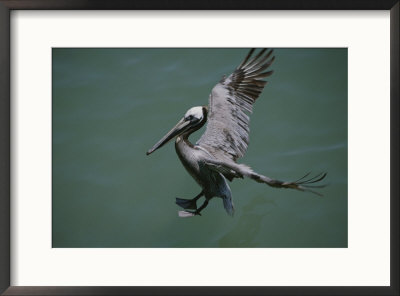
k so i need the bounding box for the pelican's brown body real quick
[175,134,234,215]
[146,49,326,217]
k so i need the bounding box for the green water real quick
[52,48,347,248]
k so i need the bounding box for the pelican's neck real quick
[175,132,195,148]
[176,105,208,146]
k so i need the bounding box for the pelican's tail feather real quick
[223,196,235,217]
[176,198,198,210]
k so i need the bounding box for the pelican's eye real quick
[184,107,203,122]
[186,114,201,122]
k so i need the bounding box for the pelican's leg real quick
[193,200,209,216]
[176,190,204,210]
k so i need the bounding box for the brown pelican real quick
[146,49,326,217]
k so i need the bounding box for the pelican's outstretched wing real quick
[197,48,275,161]
[202,157,327,197]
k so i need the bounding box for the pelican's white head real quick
[146,106,207,155]
[184,106,204,121]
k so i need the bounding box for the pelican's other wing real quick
[202,158,327,197]
[197,49,275,161]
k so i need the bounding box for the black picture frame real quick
[0,1,398,295]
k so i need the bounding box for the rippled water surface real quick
[52,48,347,247]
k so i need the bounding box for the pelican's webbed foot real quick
[176,198,198,210]
[178,211,196,218]
[178,210,202,218]
[178,199,209,218]
[175,190,204,210]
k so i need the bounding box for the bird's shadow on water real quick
[217,195,277,247]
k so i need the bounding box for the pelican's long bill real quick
[146,118,191,155]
